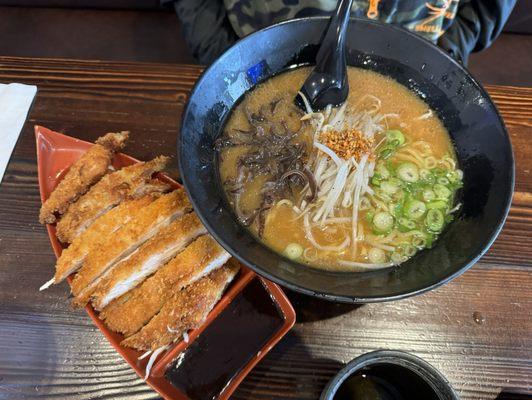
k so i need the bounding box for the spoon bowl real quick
[297,0,353,111]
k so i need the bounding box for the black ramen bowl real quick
[179,18,514,303]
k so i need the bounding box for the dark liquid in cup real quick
[335,364,440,400]
[165,279,284,400]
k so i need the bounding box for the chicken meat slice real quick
[90,212,207,311]
[100,234,231,336]
[121,262,239,351]
[56,156,170,243]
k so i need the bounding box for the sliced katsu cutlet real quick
[39,196,158,291]
[100,235,231,336]
[39,131,129,224]
[70,189,191,308]
[56,156,170,244]
[121,262,239,351]
[89,212,207,311]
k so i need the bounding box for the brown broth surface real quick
[219,67,456,271]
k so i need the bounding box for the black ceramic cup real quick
[179,17,514,303]
[320,350,459,400]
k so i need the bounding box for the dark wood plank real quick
[0,56,530,400]
[0,7,195,64]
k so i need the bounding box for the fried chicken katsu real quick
[70,189,192,308]
[41,196,158,290]
[39,131,243,361]
[90,212,207,311]
[100,235,231,336]
[56,156,170,243]
[39,131,129,224]
[121,263,239,351]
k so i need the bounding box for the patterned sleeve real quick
[171,0,239,64]
[438,0,517,64]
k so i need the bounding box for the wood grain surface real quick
[0,56,530,400]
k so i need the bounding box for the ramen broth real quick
[218,67,462,271]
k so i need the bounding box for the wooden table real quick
[0,56,530,400]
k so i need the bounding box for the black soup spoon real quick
[296,0,354,111]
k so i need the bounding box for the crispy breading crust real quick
[90,212,207,311]
[56,156,169,243]
[53,195,157,284]
[100,235,230,336]
[121,263,239,351]
[39,131,129,224]
[61,179,170,242]
[95,131,129,150]
[70,189,191,307]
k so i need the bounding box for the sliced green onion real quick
[379,148,394,159]
[424,157,437,169]
[397,162,419,183]
[371,176,381,186]
[450,169,464,182]
[437,177,450,185]
[404,245,417,257]
[284,243,303,260]
[447,170,464,189]
[398,217,416,232]
[433,168,446,177]
[419,169,432,181]
[373,211,394,233]
[390,201,404,217]
[368,247,387,263]
[433,184,452,199]
[391,252,405,264]
[425,209,445,232]
[404,200,426,220]
[412,234,427,248]
[425,233,435,247]
[447,170,459,183]
[376,163,390,179]
[450,181,464,191]
[426,200,448,209]
[422,188,435,202]
[380,179,401,195]
[385,130,405,146]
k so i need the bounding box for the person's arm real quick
[438,0,516,64]
[166,0,239,64]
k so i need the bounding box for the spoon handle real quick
[314,0,354,82]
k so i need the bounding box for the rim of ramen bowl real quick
[179,17,515,303]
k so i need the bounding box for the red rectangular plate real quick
[35,125,296,400]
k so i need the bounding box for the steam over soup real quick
[217,67,462,271]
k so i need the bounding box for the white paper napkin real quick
[0,83,37,183]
